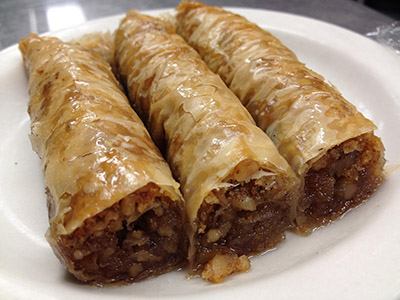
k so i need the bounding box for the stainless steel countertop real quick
[0,0,395,51]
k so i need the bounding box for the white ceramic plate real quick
[1,8,400,300]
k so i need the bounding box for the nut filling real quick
[58,184,188,285]
[297,133,385,234]
[191,176,294,274]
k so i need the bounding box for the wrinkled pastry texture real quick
[175,1,378,177]
[19,33,182,237]
[176,1,385,233]
[114,10,298,225]
[74,31,115,66]
[115,12,302,279]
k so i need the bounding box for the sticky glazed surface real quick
[19,34,186,284]
[74,32,115,66]
[175,1,379,176]
[175,1,385,231]
[114,11,299,276]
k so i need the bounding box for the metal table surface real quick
[0,0,395,51]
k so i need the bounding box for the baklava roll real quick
[19,34,188,285]
[74,32,115,65]
[115,11,300,282]
[176,1,385,234]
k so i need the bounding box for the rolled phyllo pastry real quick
[114,11,300,282]
[74,32,115,65]
[19,33,188,285]
[176,1,385,234]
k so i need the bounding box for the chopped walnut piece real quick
[58,184,188,285]
[201,254,250,283]
[298,133,385,234]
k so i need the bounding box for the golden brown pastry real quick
[74,31,115,65]
[114,11,300,282]
[176,1,385,234]
[19,33,188,285]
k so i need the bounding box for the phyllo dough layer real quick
[114,11,300,282]
[175,1,385,234]
[19,34,187,285]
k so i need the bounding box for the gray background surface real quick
[0,0,395,51]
